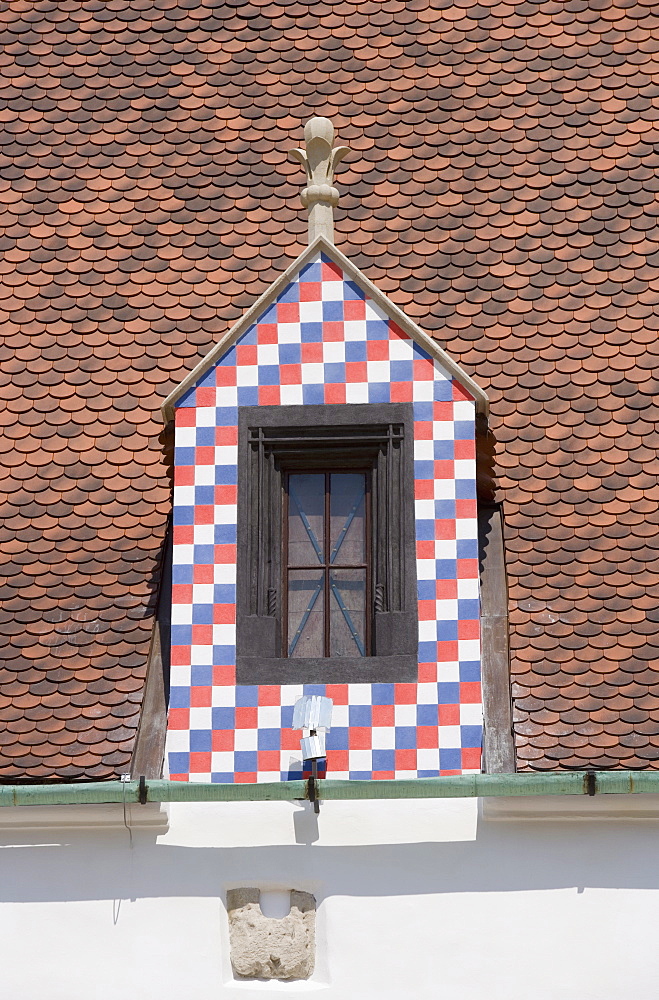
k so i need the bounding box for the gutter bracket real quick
[308,759,320,815]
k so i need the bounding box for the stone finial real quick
[289,117,349,244]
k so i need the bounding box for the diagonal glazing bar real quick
[329,483,365,565]
[288,482,323,563]
[288,576,323,656]
[328,478,366,654]
[329,576,365,656]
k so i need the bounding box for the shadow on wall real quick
[0,811,657,905]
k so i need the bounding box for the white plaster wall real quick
[0,798,658,999]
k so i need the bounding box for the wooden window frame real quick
[236,403,418,685]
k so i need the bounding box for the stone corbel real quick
[227,887,316,981]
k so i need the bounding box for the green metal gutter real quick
[0,771,658,807]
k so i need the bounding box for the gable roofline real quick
[161,235,489,423]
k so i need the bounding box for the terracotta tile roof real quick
[1,0,659,778]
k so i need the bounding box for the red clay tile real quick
[0,1,658,779]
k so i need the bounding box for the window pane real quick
[288,569,324,658]
[329,568,366,657]
[288,474,324,566]
[329,473,365,566]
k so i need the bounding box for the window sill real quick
[236,654,418,685]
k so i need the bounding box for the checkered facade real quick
[167,252,482,782]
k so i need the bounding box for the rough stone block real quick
[226,887,315,980]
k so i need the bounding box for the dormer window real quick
[164,232,488,782]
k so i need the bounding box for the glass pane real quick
[288,474,324,566]
[329,569,366,657]
[288,570,324,658]
[329,473,365,566]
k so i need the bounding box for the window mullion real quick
[324,471,330,658]
[282,471,289,655]
[365,469,371,658]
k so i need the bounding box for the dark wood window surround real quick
[236,403,419,685]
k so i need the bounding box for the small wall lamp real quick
[292,695,333,812]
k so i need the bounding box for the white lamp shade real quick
[301,733,326,761]
[293,695,333,733]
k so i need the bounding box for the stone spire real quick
[289,117,349,244]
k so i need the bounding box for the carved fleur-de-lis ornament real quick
[289,117,350,244]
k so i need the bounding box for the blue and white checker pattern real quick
[167,253,483,782]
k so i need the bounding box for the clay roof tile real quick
[1,0,659,777]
